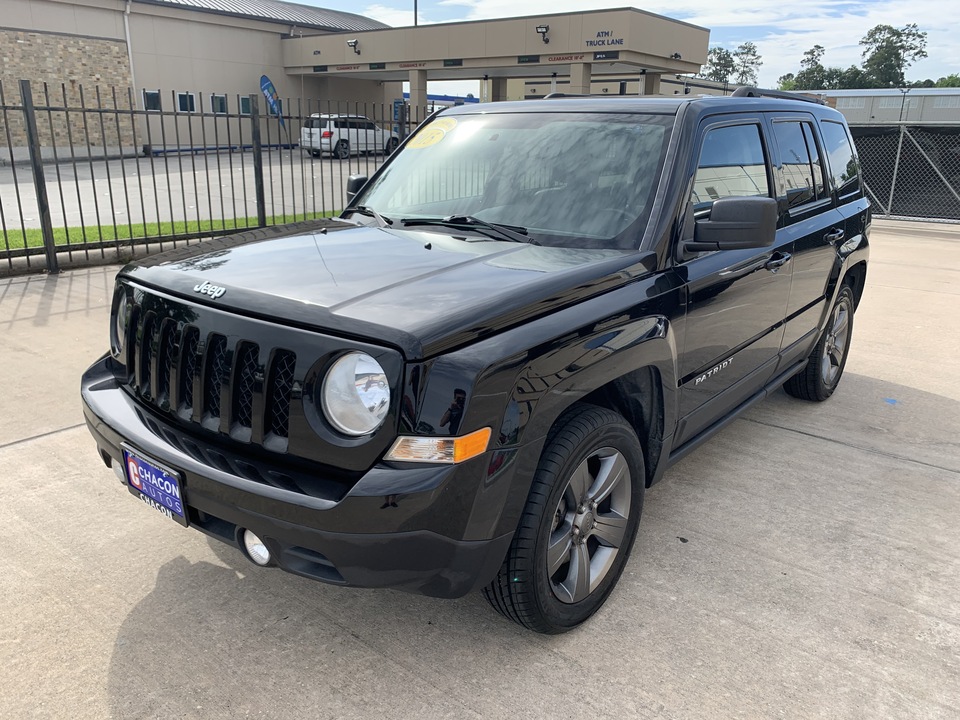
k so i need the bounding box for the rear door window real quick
[772,119,829,209]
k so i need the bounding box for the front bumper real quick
[81,357,512,598]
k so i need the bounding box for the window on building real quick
[692,123,769,211]
[933,96,960,109]
[835,97,866,110]
[820,120,860,197]
[142,90,161,112]
[239,96,251,116]
[879,96,919,109]
[177,92,196,113]
[210,94,228,114]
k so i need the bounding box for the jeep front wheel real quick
[483,404,644,633]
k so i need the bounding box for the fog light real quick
[242,529,271,566]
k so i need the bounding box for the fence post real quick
[20,79,59,273]
[249,94,267,228]
[886,125,905,217]
[397,102,408,141]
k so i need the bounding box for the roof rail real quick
[542,92,589,99]
[731,86,825,105]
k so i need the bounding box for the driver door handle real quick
[764,252,792,273]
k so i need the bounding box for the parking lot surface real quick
[1,220,958,719]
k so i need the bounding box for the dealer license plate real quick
[122,446,188,527]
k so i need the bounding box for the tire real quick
[384,137,399,155]
[483,404,645,634]
[310,150,321,158]
[334,140,350,160]
[784,284,855,402]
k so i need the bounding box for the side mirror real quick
[346,174,368,204]
[685,196,777,252]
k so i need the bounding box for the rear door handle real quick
[825,228,845,243]
[764,252,792,273]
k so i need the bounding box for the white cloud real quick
[362,4,416,27]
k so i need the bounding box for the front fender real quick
[402,271,684,540]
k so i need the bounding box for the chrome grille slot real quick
[203,334,228,422]
[179,326,200,414]
[156,320,178,409]
[137,311,157,400]
[232,342,259,430]
[265,349,296,440]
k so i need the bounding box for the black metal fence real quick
[4,80,960,276]
[0,79,429,273]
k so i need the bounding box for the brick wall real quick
[0,29,135,151]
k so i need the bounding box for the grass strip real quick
[1,211,338,251]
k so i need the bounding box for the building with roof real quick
[804,88,960,125]
[2,0,396,115]
[1,1,710,154]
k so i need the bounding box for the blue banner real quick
[260,75,285,128]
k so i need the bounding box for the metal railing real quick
[850,123,960,223]
[5,81,959,276]
[0,79,429,273]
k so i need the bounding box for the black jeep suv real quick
[82,90,869,633]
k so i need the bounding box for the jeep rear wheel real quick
[483,404,644,633]
[784,285,854,402]
[334,140,350,160]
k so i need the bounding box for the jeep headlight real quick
[321,352,390,436]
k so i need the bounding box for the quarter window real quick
[820,121,860,197]
[692,123,769,210]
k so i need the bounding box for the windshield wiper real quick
[400,215,539,245]
[347,205,393,227]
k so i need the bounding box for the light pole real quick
[898,87,912,122]
[414,0,418,27]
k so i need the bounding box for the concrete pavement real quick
[1,220,958,718]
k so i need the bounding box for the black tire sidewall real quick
[529,414,645,631]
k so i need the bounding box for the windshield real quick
[353,111,674,249]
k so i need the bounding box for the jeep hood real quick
[123,220,656,359]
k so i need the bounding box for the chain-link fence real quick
[0,79,431,274]
[851,124,960,223]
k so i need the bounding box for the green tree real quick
[733,42,763,85]
[860,23,928,87]
[778,73,796,90]
[936,74,960,87]
[699,46,735,83]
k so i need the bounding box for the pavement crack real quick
[0,423,86,451]
[741,417,960,476]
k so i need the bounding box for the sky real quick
[303,0,959,95]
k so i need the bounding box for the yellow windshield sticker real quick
[407,117,458,149]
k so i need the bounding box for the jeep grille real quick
[125,304,297,449]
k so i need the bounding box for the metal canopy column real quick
[569,63,592,95]
[409,69,428,112]
[641,72,662,95]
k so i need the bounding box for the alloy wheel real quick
[547,447,631,604]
